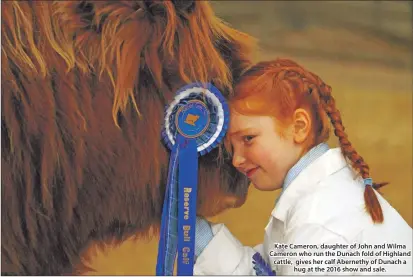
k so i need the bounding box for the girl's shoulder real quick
[286,167,369,234]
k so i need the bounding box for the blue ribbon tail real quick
[177,134,198,275]
[156,145,179,275]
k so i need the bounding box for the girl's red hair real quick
[232,58,388,224]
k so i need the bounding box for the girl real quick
[193,59,412,275]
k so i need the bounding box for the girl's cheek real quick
[249,145,268,163]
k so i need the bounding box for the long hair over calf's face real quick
[1,1,255,274]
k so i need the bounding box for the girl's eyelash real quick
[243,135,255,143]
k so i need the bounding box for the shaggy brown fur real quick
[1,1,255,275]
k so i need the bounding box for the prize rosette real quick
[156,83,229,276]
[161,82,229,156]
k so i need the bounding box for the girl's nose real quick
[232,153,246,168]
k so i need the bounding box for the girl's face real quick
[227,111,303,191]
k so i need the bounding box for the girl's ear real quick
[292,108,312,144]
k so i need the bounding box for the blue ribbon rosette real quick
[156,83,229,276]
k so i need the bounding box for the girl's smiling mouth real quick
[246,167,259,178]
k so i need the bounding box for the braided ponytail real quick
[317,82,388,223]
